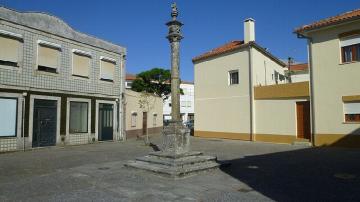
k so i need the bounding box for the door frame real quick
[95,100,117,141]
[29,95,61,146]
[295,100,311,140]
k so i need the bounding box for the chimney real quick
[244,18,255,43]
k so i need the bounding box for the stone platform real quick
[125,151,220,178]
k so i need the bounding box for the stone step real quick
[148,151,203,159]
[292,141,312,147]
[125,159,220,178]
[136,155,217,167]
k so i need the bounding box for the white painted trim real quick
[100,56,116,63]
[28,95,61,146]
[0,29,23,39]
[37,40,62,49]
[66,98,92,140]
[95,100,118,141]
[0,92,23,140]
[72,49,92,57]
[0,84,119,99]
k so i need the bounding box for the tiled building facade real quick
[0,7,126,151]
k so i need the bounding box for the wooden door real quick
[98,103,113,141]
[296,101,311,139]
[142,112,147,136]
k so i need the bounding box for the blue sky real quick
[1,0,359,81]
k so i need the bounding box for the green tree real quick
[131,68,171,100]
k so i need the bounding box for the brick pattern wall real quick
[0,138,17,152]
[68,134,90,145]
[0,23,122,96]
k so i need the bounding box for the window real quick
[37,42,61,73]
[340,35,360,63]
[169,103,171,107]
[125,81,133,89]
[72,50,91,78]
[0,33,21,67]
[131,112,137,127]
[0,98,17,137]
[100,57,116,81]
[153,113,157,127]
[229,70,239,85]
[344,102,360,122]
[69,102,88,133]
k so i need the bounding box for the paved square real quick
[0,136,359,201]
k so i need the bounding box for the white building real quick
[163,82,194,123]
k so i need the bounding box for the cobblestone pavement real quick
[0,135,359,201]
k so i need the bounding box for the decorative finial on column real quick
[171,3,178,20]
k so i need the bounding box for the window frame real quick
[69,101,89,134]
[343,102,360,123]
[131,112,137,127]
[36,40,62,74]
[71,49,92,79]
[0,30,23,69]
[340,34,360,64]
[228,70,239,85]
[100,56,116,82]
[0,97,18,138]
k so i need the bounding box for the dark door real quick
[142,112,147,136]
[32,99,57,147]
[296,101,311,140]
[98,103,113,141]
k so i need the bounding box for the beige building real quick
[193,19,311,143]
[295,8,360,147]
[124,76,163,139]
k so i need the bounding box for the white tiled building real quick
[163,82,194,123]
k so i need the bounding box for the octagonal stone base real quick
[125,121,220,178]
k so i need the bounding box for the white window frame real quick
[131,111,137,127]
[0,93,23,139]
[66,98,91,137]
[36,40,62,74]
[228,70,239,85]
[0,30,24,71]
[71,49,92,79]
[343,102,360,123]
[99,56,116,82]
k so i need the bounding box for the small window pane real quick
[131,114,137,127]
[229,71,239,85]
[70,102,88,133]
[0,98,17,137]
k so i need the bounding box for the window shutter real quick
[344,102,360,114]
[340,35,360,47]
[73,53,90,77]
[100,60,115,80]
[38,45,59,69]
[0,36,19,63]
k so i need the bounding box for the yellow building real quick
[295,8,360,147]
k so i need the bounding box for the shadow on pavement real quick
[220,135,360,201]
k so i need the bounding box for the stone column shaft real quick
[171,41,180,121]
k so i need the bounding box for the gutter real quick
[297,33,316,147]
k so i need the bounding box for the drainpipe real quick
[121,54,127,141]
[297,33,315,146]
[248,45,255,141]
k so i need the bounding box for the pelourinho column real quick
[166,3,183,122]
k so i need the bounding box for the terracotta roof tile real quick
[126,74,137,81]
[295,8,360,33]
[192,40,244,62]
[289,63,308,71]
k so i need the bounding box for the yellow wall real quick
[308,20,360,141]
[124,90,163,133]
[194,49,251,134]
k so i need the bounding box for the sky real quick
[1,0,359,82]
